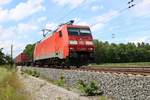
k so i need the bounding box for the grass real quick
[22,69,40,77]
[0,66,28,100]
[55,75,65,87]
[90,62,150,68]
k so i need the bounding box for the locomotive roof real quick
[38,24,90,43]
[66,24,90,28]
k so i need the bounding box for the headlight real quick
[69,40,78,45]
[85,41,93,45]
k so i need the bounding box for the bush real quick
[77,80,101,96]
[55,75,65,87]
[23,69,40,77]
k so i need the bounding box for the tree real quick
[0,48,5,65]
[23,44,35,60]
[4,55,12,64]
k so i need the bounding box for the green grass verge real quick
[0,66,28,100]
[90,62,150,68]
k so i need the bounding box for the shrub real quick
[33,70,40,77]
[55,75,65,87]
[23,69,40,77]
[77,80,101,96]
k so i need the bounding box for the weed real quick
[77,80,102,96]
[23,69,40,77]
[55,75,65,87]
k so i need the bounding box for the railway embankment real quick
[22,67,150,100]
[19,71,91,100]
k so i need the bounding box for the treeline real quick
[0,48,12,65]
[94,40,150,64]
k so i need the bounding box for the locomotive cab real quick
[67,25,95,65]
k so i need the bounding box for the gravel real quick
[18,71,102,100]
[22,67,150,100]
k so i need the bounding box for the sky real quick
[0,0,150,57]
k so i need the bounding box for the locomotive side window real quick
[59,31,62,37]
[68,28,79,36]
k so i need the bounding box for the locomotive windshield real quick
[68,28,79,36]
[68,27,91,36]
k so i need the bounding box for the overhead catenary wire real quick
[90,8,128,27]
[56,0,88,22]
[90,0,136,28]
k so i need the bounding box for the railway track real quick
[65,66,150,75]
[25,65,150,75]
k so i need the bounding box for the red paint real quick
[34,24,95,61]
[15,53,29,64]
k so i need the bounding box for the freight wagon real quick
[15,53,30,66]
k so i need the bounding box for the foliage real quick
[55,75,65,87]
[0,67,27,100]
[23,44,35,60]
[4,55,12,64]
[77,80,101,96]
[0,48,6,65]
[0,48,13,65]
[23,69,40,77]
[94,40,150,64]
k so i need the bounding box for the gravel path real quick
[17,67,99,100]
[20,74,92,100]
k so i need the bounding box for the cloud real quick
[0,0,12,5]
[72,10,119,33]
[0,8,9,22]
[17,23,38,33]
[0,22,38,56]
[45,22,57,30]
[0,0,45,22]
[91,10,119,32]
[0,41,25,56]
[77,21,89,26]
[133,0,150,16]
[52,0,85,8]
[91,5,103,12]
[38,16,47,23]
[9,0,45,21]
[0,26,25,56]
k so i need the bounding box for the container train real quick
[15,21,95,67]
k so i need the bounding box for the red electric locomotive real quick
[15,53,30,66]
[34,20,95,67]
